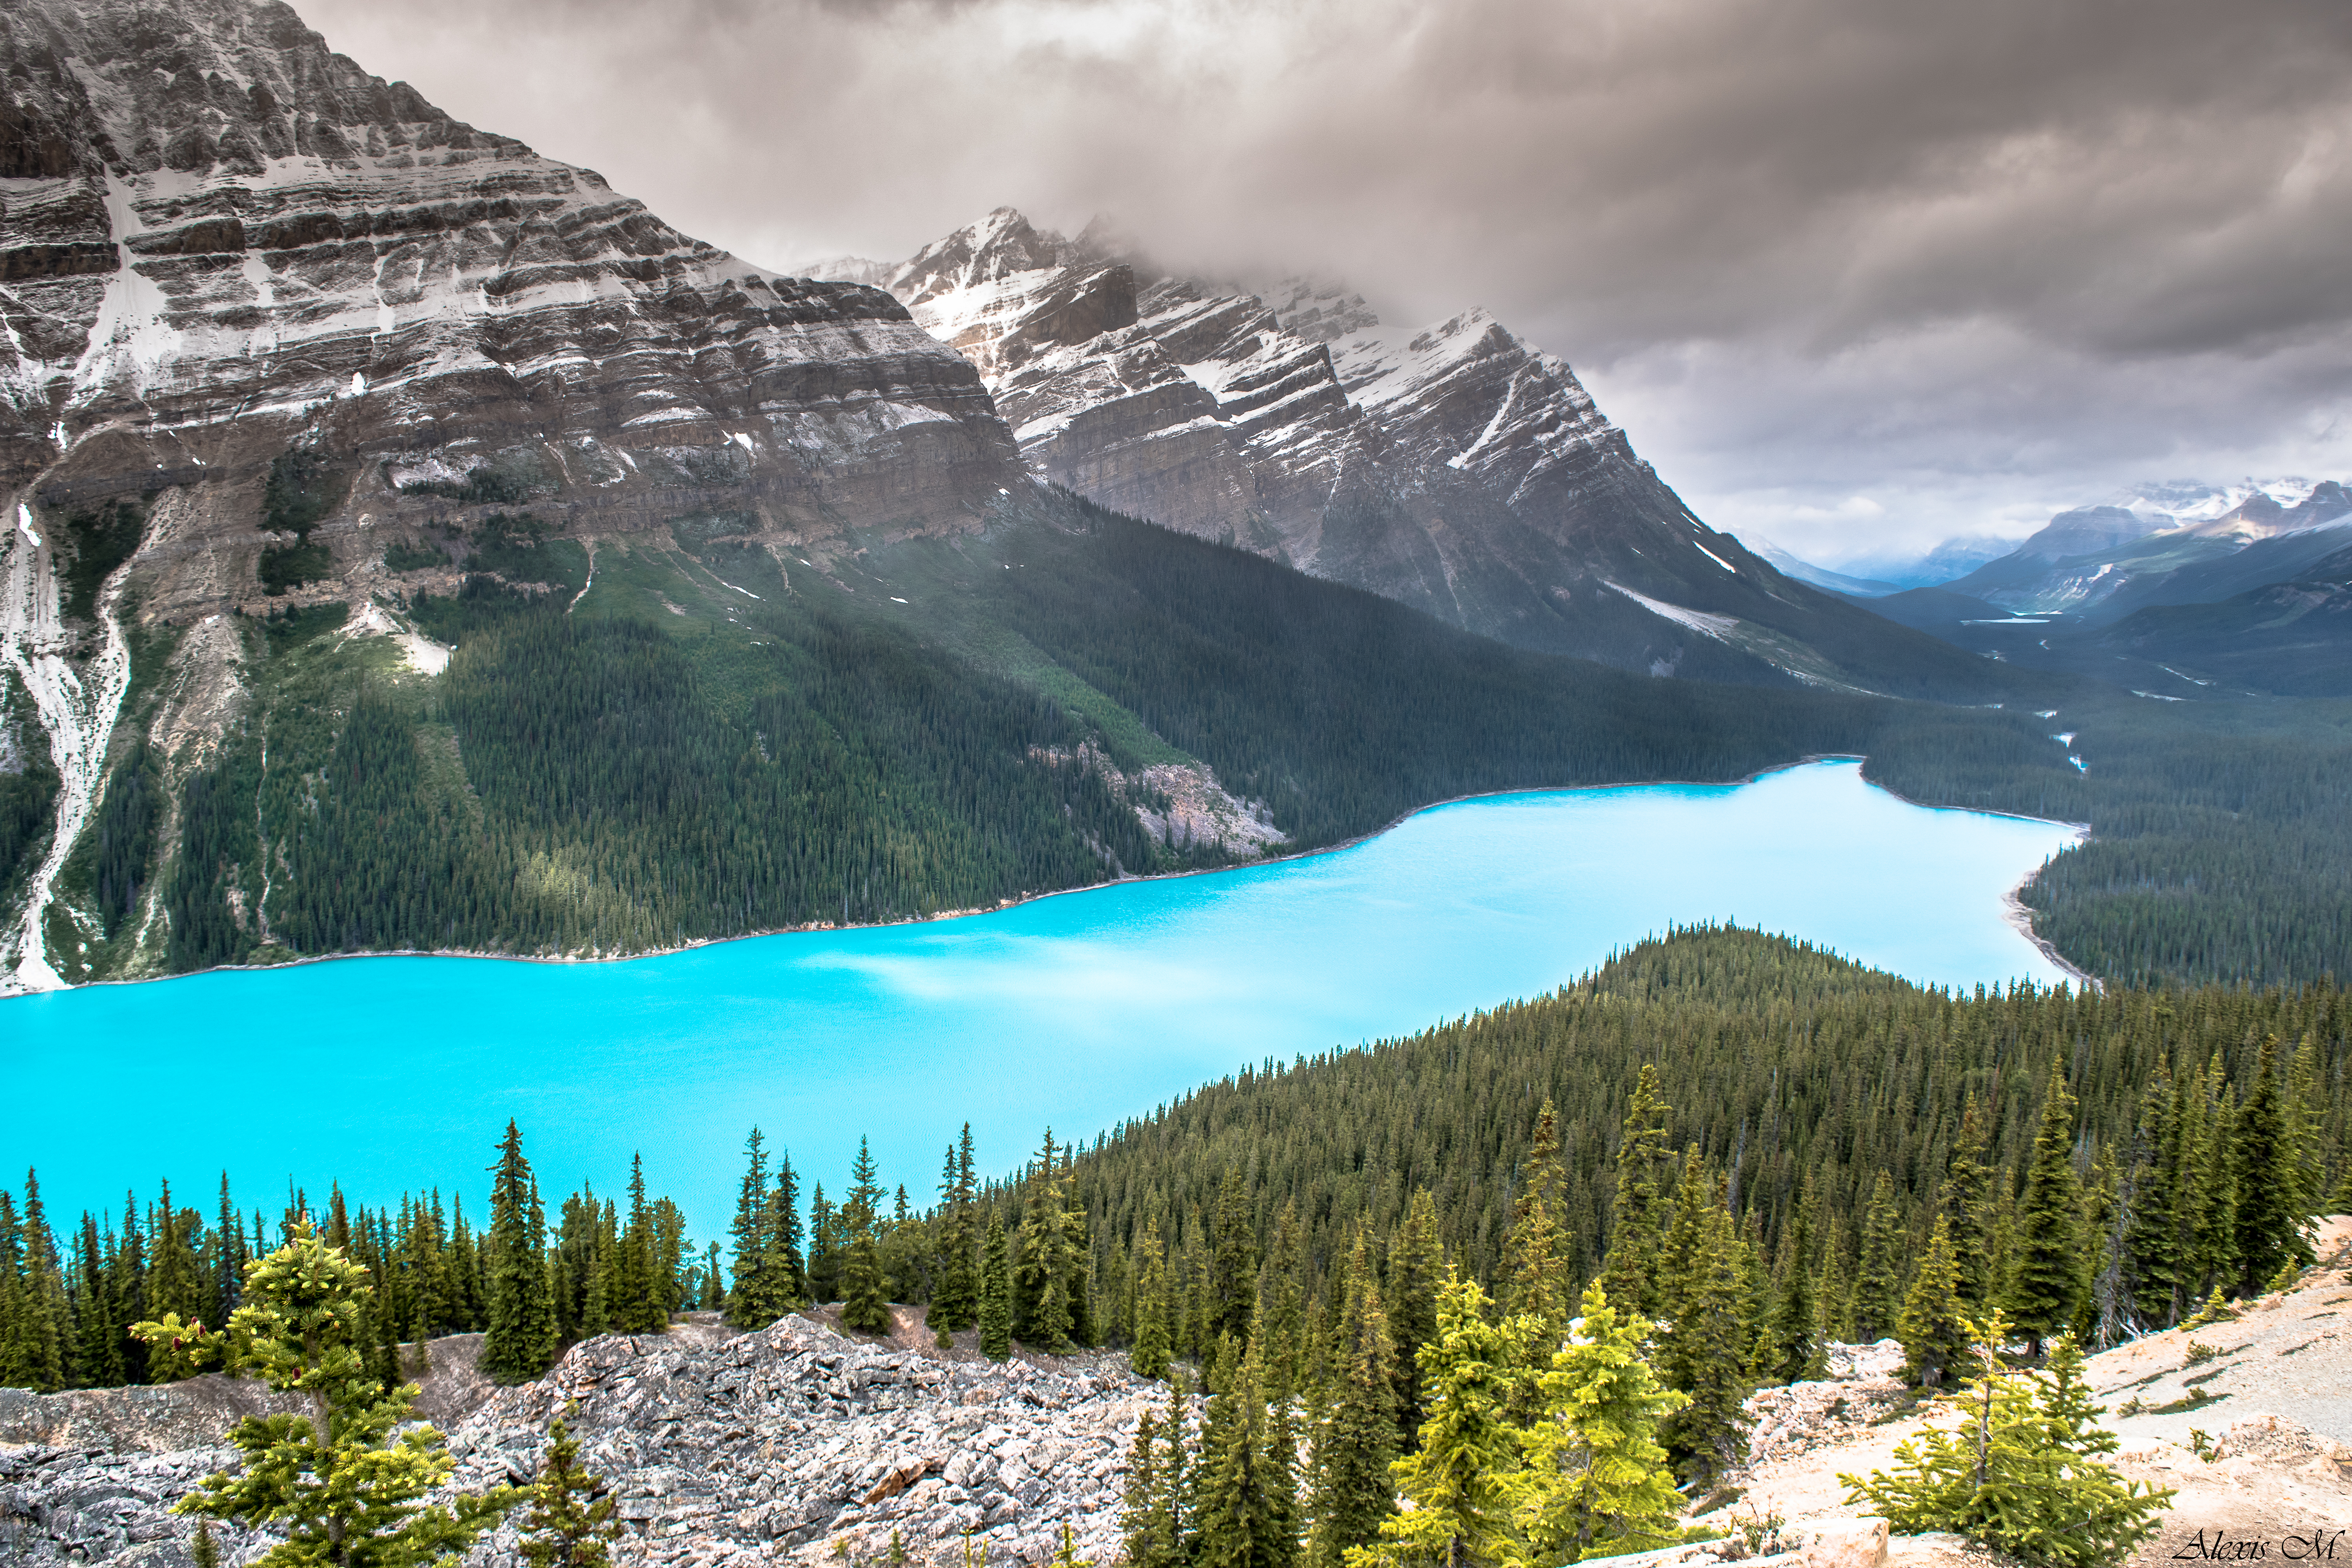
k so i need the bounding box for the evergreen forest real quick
[21,477,2352,992]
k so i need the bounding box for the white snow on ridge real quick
[1603,580,1738,639]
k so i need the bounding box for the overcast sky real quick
[301,0,2352,564]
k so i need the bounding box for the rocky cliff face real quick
[814,209,1965,691]
[0,0,1013,533]
[0,0,1024,991]
[0,1316,1164,1568]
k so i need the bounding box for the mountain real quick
[1858,481,2352,690]
[1741,537,1902,596]
[1833,534,2021,589]
[1942,482,2352,619]
[11,0,2018,996]
[2090,539,2352,696]
[812,210,2016,699]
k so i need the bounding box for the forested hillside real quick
[62,486,1920,984]
[14,930,2345,1394]
[1863,694,2352,985]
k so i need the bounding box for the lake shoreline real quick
[7,753,2092,998]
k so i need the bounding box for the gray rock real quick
[0,1316,1193,1568]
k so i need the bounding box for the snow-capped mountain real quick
[816,210,1999,694]
[1944,481,2352,619]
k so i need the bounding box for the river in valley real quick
[4,759,2083,1235]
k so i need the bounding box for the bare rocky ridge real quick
[1,1312,1170,1568]
[1713,1217,2352,1568]
[13,1241,2352,1568]
[812,209,1997,695]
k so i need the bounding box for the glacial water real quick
[4,760,2082,1238]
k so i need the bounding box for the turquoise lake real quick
[3,759,2082,1239]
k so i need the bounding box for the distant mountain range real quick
[806,210,2008,699]
[1801,481,2352,695]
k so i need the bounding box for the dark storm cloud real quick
[299,0,2352,557]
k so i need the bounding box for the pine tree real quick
[842,1137,893,1336]
[1897,1216,1971,1388]
[1350,1269,1524,1568]
[1657,1184,1751,1484]
[482,1122,559,1384]
[1132,1220,1174,1381]
[1211,1168,1259,1346]
[1503,1102,1571,1345]
[1508,1281,1688,1565]
[1761,1187,1820,1385]
[132,1222,514,1568]
[610,1155,664,1335]
[1598,1067,1671,1322]
[979,1214,1013,1361]
[2009,1065,2084,1357]
[1386,1188,1444,1447]
[2123,1063,2182,1328]
[1307,1226,1396,1568]
[1853,1172,1904,1344]
[518,1417,620,1568]
[1194,1337,1296,1568]
[2232,1034,2307,1296]
[1843,1322,2172,1568]
[932,1130,980,1338]
[1124,1408,1171,1568]
[1943,1097,1994,1311]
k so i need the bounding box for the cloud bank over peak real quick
[297,0,2352,561]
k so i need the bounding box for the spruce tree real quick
[1509,1281,1688,1566]
[1761,1191,1820,1385]
[1942,1096,1994,1311]
[1598,1067,1671,1321]
[1063,1152,1096,1350]
[482,1122,559,1384]
[1853,1172,1904,1343]
[841,1137,893,1336]
[1017,1136,1077,1350]
[769,1151,807,1305]
[611,1155,664,1335]
[2231,1034,2307,1295]
[1194,1338,1296,1568]
[1503,1102,1571,1345]
[808,1183,840,1304]
[2009,1065,2084,1357]
[1353,1269,1523,1568]
[132,1222,514,1568]
[979,1214,1014,1361]
[1897,1216,1971,1388]
[2123,1064,2182,1328]
[1132,1220,1174,1381]
[518,1417,620,1568]
[1211,1169,1259,1345]
[932,1131,980,1337]
[1657,1184,1751,1484]
[1124,1408,1171,1568]
[1386,1187,1444,1446]
[1307,1227,1396,1568]
[1844,1323,2172,1568]
[1261,1200,1307,1399]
